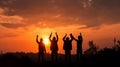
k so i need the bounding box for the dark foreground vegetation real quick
[0,47,120,67]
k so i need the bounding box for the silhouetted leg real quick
[38,53,40,63]
[55,51,58,62]
[69,51,71,63]
[66,50,71,63]
[41,53,44,63]
[77,52,79,61]
[80,53,82,62]
[77,49,80,62]
[65,50,68,63]
[51,51,54,62]
[80,49,82,63]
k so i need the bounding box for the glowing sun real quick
[43,38,50,46]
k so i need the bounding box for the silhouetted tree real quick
[117,40,120,51]
[112,38,120,51]
[84,40,97,57]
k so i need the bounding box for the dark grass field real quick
[0,48,120,67]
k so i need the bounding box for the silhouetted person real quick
[36,35,46,63]
[63,33,73,63]
[49,32,59,62]
[71,33,83,62]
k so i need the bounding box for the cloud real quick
[0,33,17,38]
[0,8,5,14]
[0,13,26,28]
[0,8,26,28]
[0,23,26,28]
[0,25,25,38]
[0,0,120,29]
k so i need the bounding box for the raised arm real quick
[36,35,39,44]
[49,32,52,41]
[70,33,77,41]
[63,34,67,41]
[55,32,59,41]
[70,33,74,41]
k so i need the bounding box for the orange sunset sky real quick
[0,0,120,54]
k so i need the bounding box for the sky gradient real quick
[0,0,120,54]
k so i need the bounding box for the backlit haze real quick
[0,0,120,54]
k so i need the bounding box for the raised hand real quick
[80,33,82,36]
[36,34,39,43]
[55,32,58,41]
[70,33,73,37]
[70,33,72,36]
[55,32,57,35]
[37,34,38,38]
[50,32,52,35]
[63,33,67,41]
[65,33,67,36]
[49,32,52,41]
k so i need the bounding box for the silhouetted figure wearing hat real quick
[36,35,46,63]
[49,32,59,62]
[63,34,73,63]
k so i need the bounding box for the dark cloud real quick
[0,23,26,28]
[0,0,120,28]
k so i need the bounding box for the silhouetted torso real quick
[77,40,82,50]
[63,40,72,51]
[38,41,46,53]
[50,40,58,52]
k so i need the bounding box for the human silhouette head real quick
[52,37,56,41]
[78,36,81,40]
[78,33,82,40]
[66,37,69,41]
[40,38,43,42]
[80,33,82,36]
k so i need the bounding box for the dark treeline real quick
[0,44,120,67]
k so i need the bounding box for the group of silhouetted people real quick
[36,32,83,63]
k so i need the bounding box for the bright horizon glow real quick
[43,37,50,46]
[0,24,120,54]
